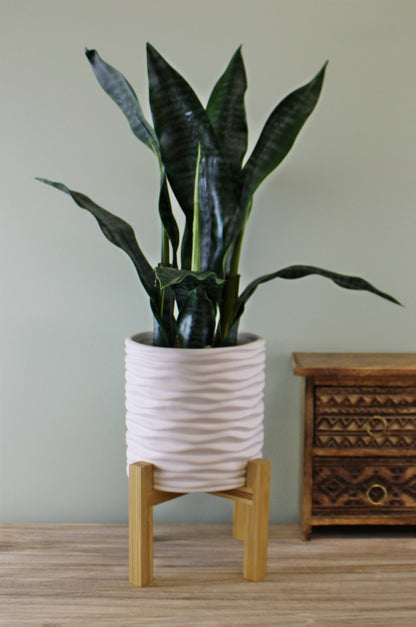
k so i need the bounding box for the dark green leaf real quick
[241,62,328,210]
[217,272,240,345]
[206,46,248,176]
[151,288,176,347]
[155,266,224,289]
[197,149,227,273]
[146,43,237,271]
[266,265,401,304]
[85,48,159,154]
[85,49,179,266]
[176,286,216,348]
[155,266,223,310]
[36,178,158,302]
[220,318,239,347]
[191,143,202,271]
[158,174,179,267]
[228,264,401,340]
[150,299,172,347]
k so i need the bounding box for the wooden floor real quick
[1,523,416,625]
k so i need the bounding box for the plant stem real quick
[220,272,240,342]
[219,198,251,341]
[229,223,245,276]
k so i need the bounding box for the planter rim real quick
[127,331,265,353]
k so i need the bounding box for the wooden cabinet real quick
[292,353,416,539]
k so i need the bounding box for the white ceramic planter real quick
[125,331,265,492]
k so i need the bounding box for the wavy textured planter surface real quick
[125,332,265,492]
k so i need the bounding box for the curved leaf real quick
[158,173,179,267]
[177,286,216,348]
[85,49,179,267]
[206,46,248,176]
[241,62,328,210]
[155,266,223,287]
[217,271,240,344]
[220,318,239,347]
[36,178,158,301]
[151,287,176,347]
[155,266,223,310]
[150,298,172,347]
[85,48,159,154]
[227,264,402,341]
[146,43,237,271]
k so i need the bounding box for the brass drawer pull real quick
[365,416,388,439]
[366,483,388,505]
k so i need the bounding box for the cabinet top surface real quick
[291,352,416,377]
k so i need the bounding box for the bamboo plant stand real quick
[129,458,271,586]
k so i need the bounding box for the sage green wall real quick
[1,0,414,523]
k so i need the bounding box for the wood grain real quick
[2,523,416,625]
[312,457,416,514]
[243,458,271,581]
[129,459,271,586]
[291,352,416,377]
[129,462,153,586]
[302,378,314,540]
[293,353,416,539]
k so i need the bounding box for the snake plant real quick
[37,44,400,347]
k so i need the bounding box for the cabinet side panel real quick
[301,377,315,539]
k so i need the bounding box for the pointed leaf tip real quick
[241,60,329,208]
[321,60,329,75]
[146,42,158,59]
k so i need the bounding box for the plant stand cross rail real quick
[129,458,271,586]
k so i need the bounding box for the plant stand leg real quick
[128,462,154,586]
[129,462,183,587]
[242,458,271,582]
[233,500,249,540]
[128,459,271,586]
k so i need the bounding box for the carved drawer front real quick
[312,457,416,516]
[314,386,416,449]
